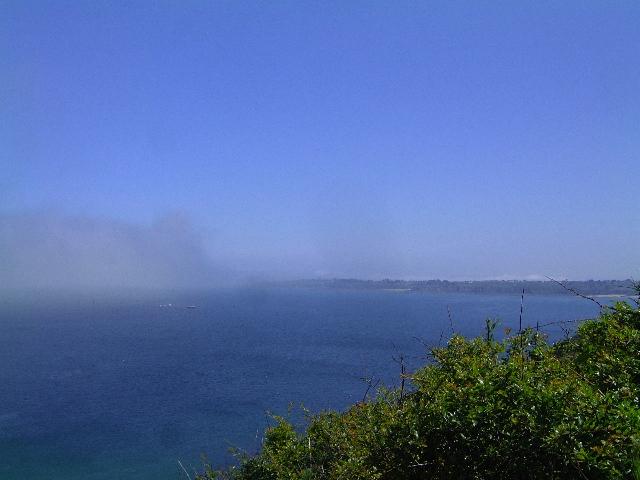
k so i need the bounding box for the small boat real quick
[186,305,198,309]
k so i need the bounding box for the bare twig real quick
[519,289,525,376]
[519,288,525,333]
[360,376,380,403]
[537,317,589,329]
[560,324,572,340]
[392,353,407,404]
[447,304,455,336]
[413,335,429,348]
[177,459,192,480]
[545,276,604,309]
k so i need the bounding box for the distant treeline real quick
[284,278,635,295]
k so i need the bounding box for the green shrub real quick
[198,302,640,480]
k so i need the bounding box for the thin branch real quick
[447,304,455,336]
[519,289,525,376]
[519,288,525,333]
[392,353,407,404]
[537,317,589,329]
[360,376,380,403]
[545,276,604,309]
[177,460,193,480]
[413,335,429,348]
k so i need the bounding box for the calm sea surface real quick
[0,288,605,479]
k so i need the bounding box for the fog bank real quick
[0,212,231,290]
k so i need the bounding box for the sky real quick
[1,1,639,287]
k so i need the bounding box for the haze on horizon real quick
[2,2,638,289]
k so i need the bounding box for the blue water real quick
[0,288,604,479]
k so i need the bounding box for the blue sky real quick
[1,1,639,283]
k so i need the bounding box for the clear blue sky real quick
[2,1,639,283]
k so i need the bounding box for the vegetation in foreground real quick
[198,291,640,479]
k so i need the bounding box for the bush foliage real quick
[198,299,640,479]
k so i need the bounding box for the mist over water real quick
[0,212,234,290]
[1,210,637,291]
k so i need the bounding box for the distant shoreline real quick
[279,279,635,296]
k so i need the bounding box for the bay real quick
[0,288,604,479]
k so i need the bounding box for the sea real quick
[0,287,609,479]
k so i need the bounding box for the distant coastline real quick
[280,278,635,296]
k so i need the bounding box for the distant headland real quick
[280,278,635,296]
